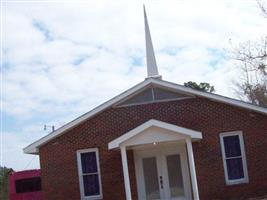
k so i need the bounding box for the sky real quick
[1,0,267,171]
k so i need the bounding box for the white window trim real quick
[76,148,103,200]
[220,131,249,185]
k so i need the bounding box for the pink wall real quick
[9,169,42,200]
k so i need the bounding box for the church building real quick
[24,7,267,200]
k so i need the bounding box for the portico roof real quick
[108,119,203,149]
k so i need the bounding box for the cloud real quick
[2,0,266,170]
[32,19,54,42]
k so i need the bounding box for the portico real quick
[108,119,202,200]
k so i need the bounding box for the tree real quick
[184,81,215,93]
[232,38,267,107]
[0,166,14,200]
[230,1,267,107]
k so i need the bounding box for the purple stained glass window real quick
[226,158,244,180]
[223,135,241,157]
[83,174,100,196]
[81,152,97,174]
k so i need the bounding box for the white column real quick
[186,138,200,200]
[120,145,132,200]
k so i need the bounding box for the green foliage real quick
[184,81,215,93]
[0,166,14,200]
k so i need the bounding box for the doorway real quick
[134,143,192,200]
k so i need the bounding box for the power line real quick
[24,156,37,170]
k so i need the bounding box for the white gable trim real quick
[24,78,267,154]
[150,78,267,115]
[23,79,151,154]
[108,119,202,149]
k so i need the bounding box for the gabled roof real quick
[24,78,267,154]
[108,119,203,149]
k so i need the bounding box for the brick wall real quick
[39,98,267,200]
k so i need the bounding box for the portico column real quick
[120,145,132,200]
[186,137,200,200]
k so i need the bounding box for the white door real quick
[134,144,192,200]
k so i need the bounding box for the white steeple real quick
[144,5,161,79]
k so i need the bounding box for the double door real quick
[134,144,192,200]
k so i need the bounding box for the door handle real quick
[159,176,163,189]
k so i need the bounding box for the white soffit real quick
[108,119,203,149]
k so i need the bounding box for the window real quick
[77,148,102,200]
[15,177,41,193]
[117,87,192,107]
[220,131,249,185]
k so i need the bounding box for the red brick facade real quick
[39,98,267,200]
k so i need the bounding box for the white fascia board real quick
[150,79,267,115]
[24,78,267,154]
[23,79,153,154]
[108,119,202,149]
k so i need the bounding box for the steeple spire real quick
[144,5,161,79]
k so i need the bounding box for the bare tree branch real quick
[229,36,267,107]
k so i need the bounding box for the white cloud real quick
[2,0,266,170]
